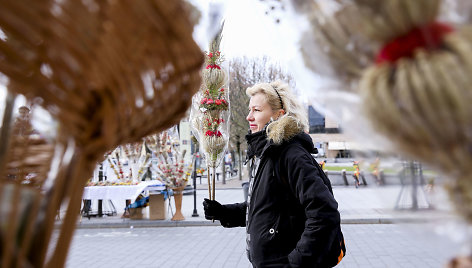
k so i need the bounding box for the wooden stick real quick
[31,142,71,266]
[207,168,211,200]
[1,184,14,268]
[48,153,91,267]
[16,190,42,268]
[0,92,16,173]
[212,166,216,201]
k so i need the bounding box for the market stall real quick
[81,180,165,218]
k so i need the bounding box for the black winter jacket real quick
[218,116,342,268]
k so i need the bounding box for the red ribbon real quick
[205,130,222,137]
[376,22,454,64]
[206,64,221,69]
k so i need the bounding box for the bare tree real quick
[228,56,294,180]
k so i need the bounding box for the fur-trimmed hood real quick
[266,115,305,145]
[245,115,315,160]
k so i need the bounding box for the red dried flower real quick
[206,64,221,69]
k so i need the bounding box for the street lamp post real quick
[97,162,103,217]
[191,157,199,217]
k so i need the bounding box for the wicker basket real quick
[0,0,203,267]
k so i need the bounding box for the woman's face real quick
[247,93,280,133]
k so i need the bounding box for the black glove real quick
[203,198,224,221]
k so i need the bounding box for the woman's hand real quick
[203,198,224,220]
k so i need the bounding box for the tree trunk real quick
[222,159,226,184]
[237,141,242,181]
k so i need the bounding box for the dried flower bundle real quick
[146,129,193,189]
[295,0,472,227]
[0,0,203,266]
[190,24,230,200]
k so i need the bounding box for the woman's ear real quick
[279,110,285,117]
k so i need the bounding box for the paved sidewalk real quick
[64,223,461,268]
[63,175,458,229]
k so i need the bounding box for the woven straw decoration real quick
[298,1,377,88]
[298,0,472,225]
[0,0,203,267]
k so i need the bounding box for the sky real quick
[219,0,298,62]
[191,0,296,59]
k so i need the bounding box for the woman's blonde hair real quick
[246,80,308,132]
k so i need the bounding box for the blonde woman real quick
[203,81,345,267]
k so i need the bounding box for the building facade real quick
[308,105,358,158]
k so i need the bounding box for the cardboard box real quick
[149,194,165,220]
[128,207,144,220]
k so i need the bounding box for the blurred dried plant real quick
[0,0,203,267]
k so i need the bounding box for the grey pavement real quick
[58,175,467,267]
[63,223,462,267]
[68,174,458,228]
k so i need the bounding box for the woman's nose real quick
[246,111,254,122]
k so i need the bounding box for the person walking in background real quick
[203,81,345,267]
[224,151,233,175]
[320,160,327,171]
[13,106,35,136]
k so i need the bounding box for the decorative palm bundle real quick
[145,131,172,156]
[293,0,472,264]
[190,25,230,200]
[147,129,192,189]
[102,148,127,183]
[122,142,151,183]
[91,142,149,185]
[0,0,203,267]
[298,0,472,221]
[155,149,191,189]
[144,129,193,221]
[296,1,377,88]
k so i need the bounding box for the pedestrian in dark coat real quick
[203,81,345,267]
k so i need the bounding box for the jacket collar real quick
[245,129,268,159]
[246,115,310,160]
